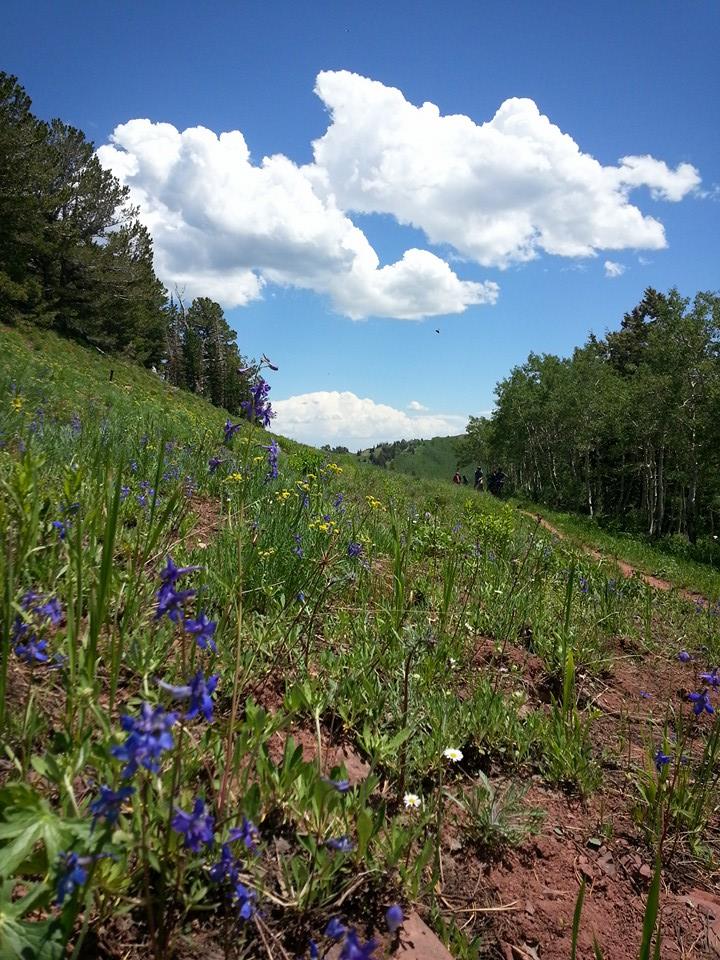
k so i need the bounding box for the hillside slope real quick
[1,324,718,960]
[358,434,476,481]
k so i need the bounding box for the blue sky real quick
[3,0,719,448]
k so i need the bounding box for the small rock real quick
[587,836,603,850]
[638,863,653,880]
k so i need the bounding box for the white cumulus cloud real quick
[97,119,494,319]
[408,400,428,411]
[272,391,468,449]
[96,71,700,319]
[604,260,626,278]
[312,70,700,267]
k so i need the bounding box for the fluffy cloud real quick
[96,71,700,318]
[408,400,428,411]
[604,260,626,278]
[97,119,494,318]
[312,71,700,267]
[272,391,468,448]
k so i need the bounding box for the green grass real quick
[517,499,720,600]
[1,323,719,959]
[358,434,476,482]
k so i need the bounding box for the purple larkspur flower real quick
[52,520,68,540]
[160,555,202,584]
[224,420,242,444]
[240,378,274,428]
[325,836,354,853]
[233,881,256,920]
[184,612,217,652]
[15,636,48,664]
[208,843,241,884]
[111,702,177,779]
[158,671,218,723]
[324,918,347,940]
[654,749,671,771]
[55,852,87,905]
[172,797,215,852]
[209,456,223,473]
[297,591,306,603]
[120,485,130,501]
[677,651,692,663]
[264,439,279,481]
[385,904,404,933]
[229,816,260,852]
[339,930,377,959]
[322,777,351,793]
[36,596,62,626]
[89,785,135,826]
[155,582,196,622]
[347,542,363,559]
[700,668,720,688]
[688,691,715,716]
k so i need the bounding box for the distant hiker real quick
[488,467,507,497]
[452,471,462,485]
[474,466,484,491]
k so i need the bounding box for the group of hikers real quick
[452,465,507,496]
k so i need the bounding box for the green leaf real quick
[0,914,65,960]
[0,785,81,878]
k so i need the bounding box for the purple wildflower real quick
[184,612,217,652]
[70,413,82,435]
[654,749,671,771]
[89,785,135,827]
[385,904,404,933]
[209,457,223,473]
[160,556,202,584]
[36,596,62,626]
[229,816,260,852]
[15,636,49,664]
[264,439,279,481]
[339,930,377,959]
[111,703,177,779]
[52,520,68,540]
[700,668,720,688]
[324,918,347,940]
[208,843,240,884]
[325,836,354,853]
[120,485,130,501]
[322,777,351,793]
[688,691,715,716]
[55,852,87,905]
[224,420,242,444]
[158,671,219,723]
[172,797,215,852]
[233,881,256,920]
[155,582,196,622]
[240,378,274,428]
[677,651,692,663]
[347,542,363,559]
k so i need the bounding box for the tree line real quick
[0,72,253,414]
[463,287,720,541]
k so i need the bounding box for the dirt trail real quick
[526,511,708,607]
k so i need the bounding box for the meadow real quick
[1,324,720,960]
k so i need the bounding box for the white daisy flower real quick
[403,792,422,809]
[443,747,463,763]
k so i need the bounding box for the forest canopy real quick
[463,287,720,541]
[0,72,255,414]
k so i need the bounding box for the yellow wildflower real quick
[11,396,24,412]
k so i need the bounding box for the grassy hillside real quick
[358,434,476,482]
[1,324,719,960]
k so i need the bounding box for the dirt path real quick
[525,511,708,607]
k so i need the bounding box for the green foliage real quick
[473,287,720,543]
